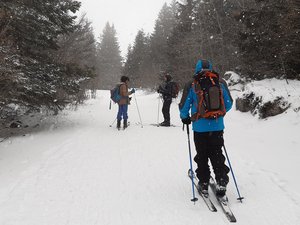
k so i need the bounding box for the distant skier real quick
[157,73,173,126]
[117,76,135,130]
[179,59,233,197]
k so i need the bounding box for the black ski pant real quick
[162,99,172,122]
[193,131,230,186]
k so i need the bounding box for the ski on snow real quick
[149,123,178,127]
[187,169,217,212]
[188,169,237,222]
[209,177,237,223]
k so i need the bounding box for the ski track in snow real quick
[0,90,300,225]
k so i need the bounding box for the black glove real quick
[157,89,160,93]
[181,117,191,125]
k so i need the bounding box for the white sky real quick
[78,0,174,57]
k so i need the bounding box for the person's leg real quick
[117,105,122,129]
[161,99,171,125]
[207,131,230,196]
[122,105,128,128]
[194,131,210,189]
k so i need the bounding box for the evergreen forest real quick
[1,0,299,122]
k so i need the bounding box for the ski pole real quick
[109,117,117,127]
[223,144,244,202]
[157,94,161,124]
[186,124,198,203]
[133,92,143,128]
[109,100,112,110]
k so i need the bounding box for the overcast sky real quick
[78,0,174,57]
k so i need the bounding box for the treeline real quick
[0,0,97,121]
[99,0,299,90]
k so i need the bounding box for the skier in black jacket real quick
[157,74,173,126]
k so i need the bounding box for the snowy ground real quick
[0,82,300,225]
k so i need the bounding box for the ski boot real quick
[198,182,209,197]
[159,121,170,127]
[117,120,121,130]
[123,120,128,129]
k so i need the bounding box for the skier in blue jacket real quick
[179,59,233,197]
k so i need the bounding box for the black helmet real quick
[121,76,129,82]
[165,73,172,82]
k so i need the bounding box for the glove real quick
[157,89,160,93]
[131,88,135,94]
[181,117,191,125]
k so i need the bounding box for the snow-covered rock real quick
[235,78,300,118]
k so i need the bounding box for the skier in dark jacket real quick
[157,74,173,126]
[179,59,233,197]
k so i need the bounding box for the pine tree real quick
[55,14,97,102]
[123,30,152,87]
[0,0,92,120]
[279,0,300,79]
[237,0,300,79]
[150,2,177,76]
[167,0,198,82]
[123,45,135,81]
[96,22,123,89]
[56,14,97,69]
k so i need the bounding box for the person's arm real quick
[158,84,166,94]
[179,83,193,119]
[158,82,171,96]
[221,82,233,112]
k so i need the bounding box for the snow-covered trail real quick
[0,90,300,225]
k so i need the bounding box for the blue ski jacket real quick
[179,80,233,132]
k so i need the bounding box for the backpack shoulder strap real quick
[192,80,203,93]
[210,70,220,78]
